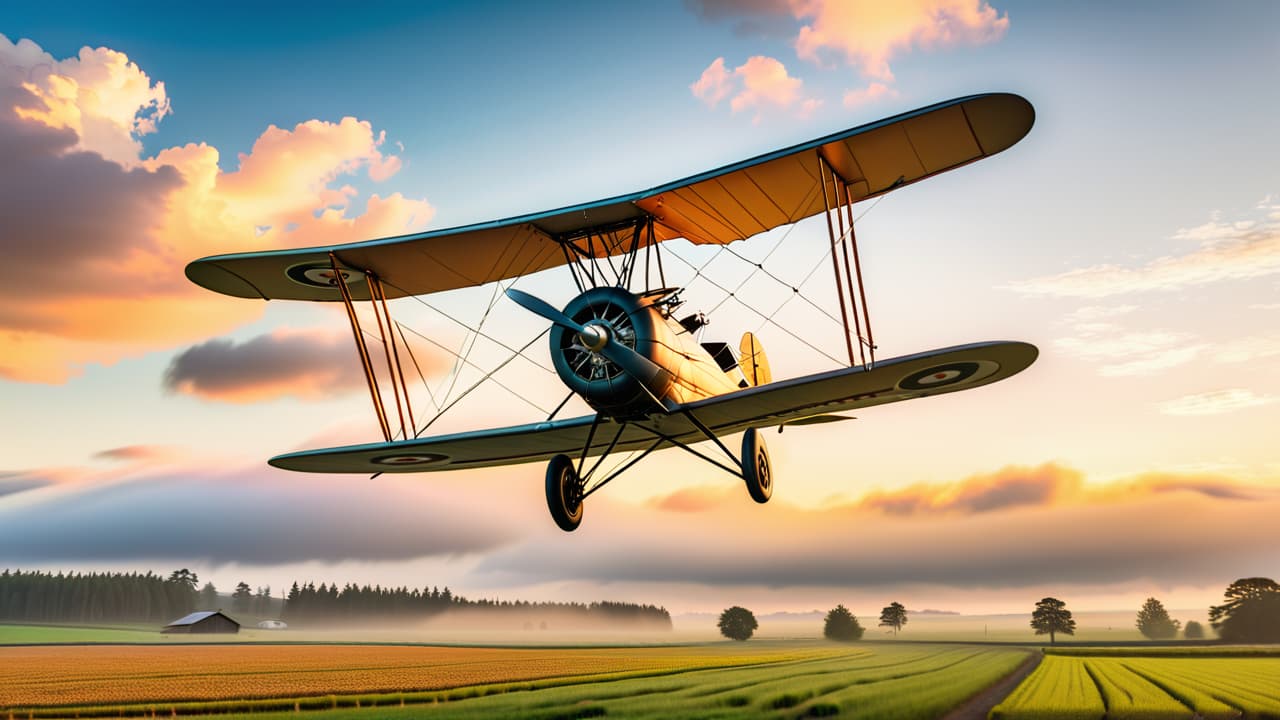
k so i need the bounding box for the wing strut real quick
[817,152,878,368]
[330,252,392,442]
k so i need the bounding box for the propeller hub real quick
[577,322,609,352]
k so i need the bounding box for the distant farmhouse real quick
[257,619,287,630]
[162,610,240,634]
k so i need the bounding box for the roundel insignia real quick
[371,453,449,467]
[897,360,999,392]
[286,262,360,290]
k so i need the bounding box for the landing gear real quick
[741,428,772,503]
[546,453,584,532]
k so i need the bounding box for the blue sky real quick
[1,1,1278,614]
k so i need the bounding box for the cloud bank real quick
[479,465,1279,590]
[0,468,525,565]
[0,35,433,383]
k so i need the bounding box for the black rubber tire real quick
[545,453,584,531]
[741,428,772,504]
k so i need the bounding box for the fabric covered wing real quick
[270,341,1035,474]
[187,93,1033,301]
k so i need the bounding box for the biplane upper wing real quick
[187,93,1033,302]
[270,341,1036,474]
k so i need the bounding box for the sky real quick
[1,1,1278,617]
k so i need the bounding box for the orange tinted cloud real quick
[690,55,811,120]
[793,0,1009,81]
[0,35,433,383]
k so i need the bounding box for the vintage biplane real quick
[187,92,1038,531]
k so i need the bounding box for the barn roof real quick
[166,610,238,626]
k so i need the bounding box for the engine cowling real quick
[548,287,678,417]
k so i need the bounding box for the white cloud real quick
[1010,202,1280,298]
[1159,389,1276,417]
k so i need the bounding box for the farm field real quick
[991,648,1280,719]
[0,641,1028,719]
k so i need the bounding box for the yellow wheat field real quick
[0,644,824,709]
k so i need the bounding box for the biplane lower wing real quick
[270,341,1035,474]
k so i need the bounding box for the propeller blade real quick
[598,338,672,392]
[505,288,584,333]
[506,287,672,410]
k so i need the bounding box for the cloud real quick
[164,329,366,403]
[690,55,811,120]
[1055,330,1206,377]
[0,472,54,498]
[1215,334,1280,364]
[0,35,433,383]
[1159,389,1276,417]
[688,1,1008,119]
[690,57,732,106]
[793,0,1009,82]
[730,55,804,113]
[1008,203,1280,299]
[0,467,525,565]
[842,81,896,108]
[477,465,1280,590]
[858,463,1081,515]
[94,445,179,463]
[686,0,795,38]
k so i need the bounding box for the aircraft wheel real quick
[741,428,772,504]
[545,453,584,532]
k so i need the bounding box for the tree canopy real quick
[823,605,864,642]
[1135,597,1180,640]
[1211,578,1280,643]
[1183,620,1205,640]
[718,606,757,641]
[1209,578,1279,633]
[878,602,907,636]
[1030,597,1076,644]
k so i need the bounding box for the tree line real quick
[717,576,1280,644]
[0,569,200,624]
[281,581,671,627]
[1,569,669,628]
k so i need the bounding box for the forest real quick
[0,569,671,628]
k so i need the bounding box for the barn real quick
[162,610,240,634]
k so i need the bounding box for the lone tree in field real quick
[1030,597,1076,644]
[1210,577,1280,643]
[1184,621,1205,640]
[823,605,865,642]
[1136,597,1180,640]
[718,606,758,641]
[879,602,908,636]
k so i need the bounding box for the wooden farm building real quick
[162,610,240,634]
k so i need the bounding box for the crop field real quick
[0,641,1027,719]
[990,651,1280,719]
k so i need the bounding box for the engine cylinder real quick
[549,287,678,417]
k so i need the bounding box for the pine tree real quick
[1135,597,1180,639]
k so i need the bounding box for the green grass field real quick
[206,643,1029,720]
[0,623,161,644]
[990,649,1280,719]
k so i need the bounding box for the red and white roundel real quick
[897,360,1000,392]
[371,453,448,467]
